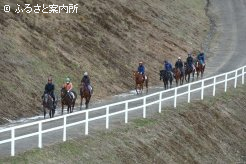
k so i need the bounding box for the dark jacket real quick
[187,57,193,65]
[81,76,90,85]
[175,60,183,69]
[45,83,55,94]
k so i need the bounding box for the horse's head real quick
[61,87,67,98]
[43,93,49,104]
[132,71,138,78]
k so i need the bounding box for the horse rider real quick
[137,61,145,80]
[197,52,205,66]
[164,60,173,76]
[175,57,184,76]
[63,77,74,99]
[186,54,195,70]
[81,72,93,95]
[43,76,56,109]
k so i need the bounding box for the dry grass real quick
[0,0,209,123]
[0,85,245,163]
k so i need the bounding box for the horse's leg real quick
[85,98,88,109]
[72,101,75,113]
[61,103,64,115]
[145,79,148,93]
[52,108,55,118]
[43,107,46,119]
[135,84,138,94]
[80,97,82,110]
[49,109,52,118]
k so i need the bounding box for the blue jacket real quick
[165,62,172,71]
[197,53,205,62]
[138,65,145,74]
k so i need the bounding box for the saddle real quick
[68,91,75,100]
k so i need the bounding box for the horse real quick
[184,62,195,83]
[61,87,77,114]
[172,67,184,86]
[195,60,205,79]
[132,71,148,94]
[79,82,91,110]
[160,70,173,90]
[42,93,56,119]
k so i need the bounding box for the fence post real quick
[11,128,15,156]
[242,67,244,84]
[143,97,146,118]
[234,70,238,88]
[225,74,228,92]
[159,92,162,113]
[85,111,88,135]
[213,77,216,96]
[106,106,109,129]
[38,122,42,148]
[188,83,191,103]
[201,80,204,100]
[174,88,177,108]
[63,116,67,142]
[125,102,128,124]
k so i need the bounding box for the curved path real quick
[0,0,246,157]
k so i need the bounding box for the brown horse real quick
[132,71,148,94]
[184,62,195,83]
[195,61,205,79]
[172,68,184,86]
[61,87,77,114]
[79,82,91,109]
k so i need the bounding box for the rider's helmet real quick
[164,60,167,63]
[84,72,88,76]
[66,77,70,84]
[178,57,181,60]
[139,61,143,65]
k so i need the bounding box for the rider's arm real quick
[69,83,73,91]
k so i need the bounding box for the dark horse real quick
[79,82,91,110]
[160,70,173,90]
[184,62,195,83]
[195,61,205,79]
[172,68,184,86]
[61,88,77,114]
[42,93,56,119]
[132,71,148,94]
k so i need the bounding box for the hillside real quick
[0,0,209,124]
[1,84,245,163]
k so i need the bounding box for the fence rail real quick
[0,65,245,156]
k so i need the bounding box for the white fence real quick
[0,65,245,156]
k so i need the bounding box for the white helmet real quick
[84,72,88,76]
[178,57,181,60]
